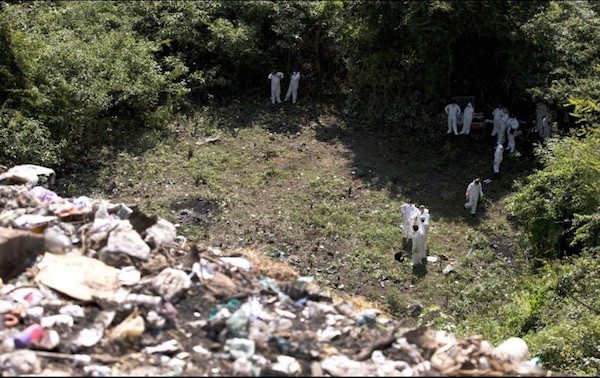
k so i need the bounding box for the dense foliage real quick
[506,126,599,259]
[0,1,598,374]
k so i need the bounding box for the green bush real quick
[2,2,186,159]
[506,126,600,259]
[0,109,64,167]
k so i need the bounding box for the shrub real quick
[506,126,600,259]
[0,109,64,167]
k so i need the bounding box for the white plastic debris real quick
[83,364,112,377]
[191,261,215,280]
[144,218,177,247]
[317,326,342,343]
[192,345,211,357]
[0,350,42,376]
[44,225,72,254]
[12,214,58,230]
[125,293,162,307]
[142,339,181,355]
[0,164,55,186]
[270,355,301,375]
[73,323,105,348]
[220,257,252,272]
[99,221,151,261]
[59,304,85,318]
[118,266,141,286]
[152,268,191,301]
[224,338,256,360]
[145,310,166,329]
[40,314,74,328]
[493,337,529,363]
[37,329,60,350]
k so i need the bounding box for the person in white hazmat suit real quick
[535,102,548,136]
[445,100,461,135]
[491,105,504,137]
[268,70,285,104]
[414,204,430,225]
[540,115,552,139]
[497,108,509,145]
[284,70,301,104]
[418,214,430,237]
[410,204,430,236]
[400,199,420,241]
[505,114,520,153]
[411,223,427,265]
[493,144,504,175]
[464,178,484,216]
[460,102,475,135]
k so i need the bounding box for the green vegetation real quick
[506,126,600,260]
[0,1,598,375]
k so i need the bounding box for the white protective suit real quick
[445,102,461,135]
[540,115,551,139]
[268,71,285,104]
[418,214,430,237]
[491,106,503,136]
[400,202,419,239]
[497,108,509,145]
[506,116,519,153]
[284,71,301,104]
[535,102,548,136]
[411,223,427,265]
[493,144,504,173]
[411,206,430,231]
[464,179,484,215]
[460,102,474,135]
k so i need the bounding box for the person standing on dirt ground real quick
[535,101,548,136]
[460,102,474,135]
[412,204,430,228]
[506,114,520,153]
[411,223,427,265]
[410,204,430,245]
[493,144,504,176]
[445,99,461,135]
[540,115,552,140]
[284,70,301,104]
[464,178,484,217]
[268,70,284,104]
[400,199,419,243]
[419,214,430,238]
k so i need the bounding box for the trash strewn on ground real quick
[0,164,552,376]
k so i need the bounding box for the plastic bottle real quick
[14,324,44,348]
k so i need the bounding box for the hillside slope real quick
[58,99,535,338]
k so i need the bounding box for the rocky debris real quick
[0,164,56,187]
[0,164,553,376]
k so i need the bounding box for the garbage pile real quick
[0,164,553,376]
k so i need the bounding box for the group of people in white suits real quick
[444,100,475,135]
[400,178,485,266]
[491,105,521,154]
[268,70,301,104]
[400,200,430,266]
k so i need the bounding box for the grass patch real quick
[58,100,597,376]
